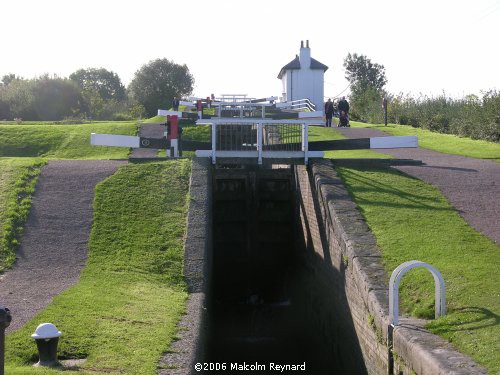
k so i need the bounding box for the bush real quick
[383,91,500,142]
[112,112,133,121]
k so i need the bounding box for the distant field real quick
[0,122,136,159]
[351,122,500,162]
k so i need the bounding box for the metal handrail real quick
[276,98,316,112]
[389,260,446,326]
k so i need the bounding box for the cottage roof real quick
[277,55,328,79]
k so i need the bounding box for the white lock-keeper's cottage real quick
[278,40,328,110]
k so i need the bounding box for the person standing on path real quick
[338,96,350,126]
[172,97,180,111]
[324,98,334,127]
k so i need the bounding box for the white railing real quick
[389,260,446,326]
[276,98,317,112]
[218,94,253,103]
[195,118,323,165]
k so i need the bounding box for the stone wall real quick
[294,160,486,375]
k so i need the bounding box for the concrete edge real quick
[310,159,487,375]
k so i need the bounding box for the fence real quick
[195,119,323,164]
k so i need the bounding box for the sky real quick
[1,0,499,100]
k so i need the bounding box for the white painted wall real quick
[280,45,325,110]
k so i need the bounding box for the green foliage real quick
[0,79,36,119]
[70,68,126,102]
[128,58,194,117]
[182,124,211,141]
[337,166,500,372]
[70,68,129,120]
[0,158,45,272]
[343,53,387,124]
[0,122,136,159]
[344,53,387,95]
[359,91,500,142]
[31,75,83,120]
[5,161,191,374]
[0,75,83,121]
[349,87,384,123]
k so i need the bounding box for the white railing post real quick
[211,122,217,165]
[302,123,308,164]
[389,260,446,326]
[257,122,263,165]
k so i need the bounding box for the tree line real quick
[343,53,499,142]
[0,58,194,121]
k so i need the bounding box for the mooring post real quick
[302,123,309,164]
[0,305,12,375]
[257,122,263,165]
[211,122,217,164]
[383,97,388,126]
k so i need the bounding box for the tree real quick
[0,75,83,120]
[343,53,387,95]
[128,58,194,116]
[343,53,388,122]
[0,79,37,119]
[70,68,126,102]
[1,74,20,87]
[31,75,83,120]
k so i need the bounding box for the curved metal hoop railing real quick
[389,260,446,326]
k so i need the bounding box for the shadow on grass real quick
[418,165,478,173]
[338,166,455,212]
[427,306,499,334]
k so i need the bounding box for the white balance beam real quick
[91,133,140,148]
[157,110,183,117]
[370,136,418,149]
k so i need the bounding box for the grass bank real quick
[351,122,500,162]
[0,158,45,272]
[336,166,499,373]
[0,122,136,159]
[5,160,191,374]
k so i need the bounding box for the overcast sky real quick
[2,0,499,100]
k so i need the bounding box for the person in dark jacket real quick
[324,98,334,127]
[338,96,350,126]
[172,97,180,111]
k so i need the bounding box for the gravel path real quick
[0,160,125,332]
[336,127,500,244]
[130,123,165,158]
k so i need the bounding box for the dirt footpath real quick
[336,127,500,244]
[0,160,126,332]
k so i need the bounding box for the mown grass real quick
[0,122,136,159]
[350,122,500,162]
[0,158,45,272]
[336,166,500,373]
[142,115,166,123]
[5,160,191,374]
